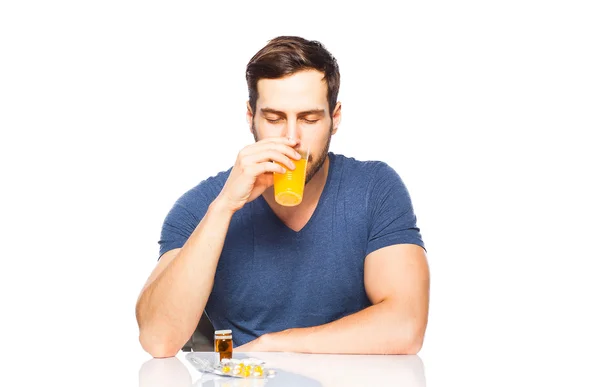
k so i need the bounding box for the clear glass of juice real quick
[273,148,309,207]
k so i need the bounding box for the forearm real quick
[271,300,425,355]
[137,197,234,356]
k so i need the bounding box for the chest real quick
[208,202,371,323]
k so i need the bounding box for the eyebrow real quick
[260,108,326,117]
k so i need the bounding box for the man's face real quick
[248,69,340,184]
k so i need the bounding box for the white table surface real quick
[139,351,426,387]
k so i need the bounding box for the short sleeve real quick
[365,162,425,256]
[157,204,198,259]
[157,186,215,260]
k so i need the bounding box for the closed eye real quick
[265,118,319,124]
[303,119,319,124]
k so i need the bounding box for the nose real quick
[284,122,301,144]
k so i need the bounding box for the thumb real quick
[264,174,275,187]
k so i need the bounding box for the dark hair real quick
[246,36,340,117]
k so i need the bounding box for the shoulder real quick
[173,168,232,212]
[331,153,409,206]
[331,153,401,184]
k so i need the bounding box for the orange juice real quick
[274,157,308,206]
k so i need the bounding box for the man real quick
[135,36,429,358]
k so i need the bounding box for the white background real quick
[1,1,599,386]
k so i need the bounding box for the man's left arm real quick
[236,243,430,354]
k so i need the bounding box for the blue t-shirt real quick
[158,153,424,346]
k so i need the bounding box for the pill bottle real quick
[214,329,233,362]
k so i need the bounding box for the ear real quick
[331,101,342,135]
[246,101,254,133]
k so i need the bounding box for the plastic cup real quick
[273,149,309,207]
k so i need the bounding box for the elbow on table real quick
[403,335,424,355]
[390,326,425,355]
[139,329,181,358]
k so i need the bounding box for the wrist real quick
[210,195,238,217]
[266,328,299,352]
[259,331,283,352]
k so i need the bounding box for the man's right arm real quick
[135,196,235,358]
[135,137,299,358]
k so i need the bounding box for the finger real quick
[262,173,274,187]
[246,150,296,170]
[243,137,298,155]
[245,142,301,161]
[245,161,286,177]
[240,137,295,156]
[257,136,297,147]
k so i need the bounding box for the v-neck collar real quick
[257,153,336,234]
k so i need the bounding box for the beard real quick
[252,121,332,185]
